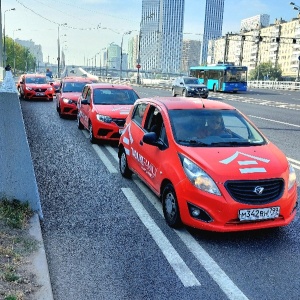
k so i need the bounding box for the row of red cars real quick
[19,74,298,233]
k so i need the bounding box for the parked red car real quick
[19,74,55,101]
[77,83,139,143]
[56,76,93,118]
[118,97,297,232]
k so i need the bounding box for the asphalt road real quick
[20,87,300,300]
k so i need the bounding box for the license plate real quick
[36,92,45,96]
[238,206,280,221]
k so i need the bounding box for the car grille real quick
[34,88,47,92]
[225,179,284,205]
[113,118,125,127]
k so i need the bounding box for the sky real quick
[1,0,299,66]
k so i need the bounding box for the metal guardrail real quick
[248,80,300,90]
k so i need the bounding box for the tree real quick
[248,61,282,81]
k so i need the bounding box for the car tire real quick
[77,115,84,129]
[89,122,97,144]
[182,89,187,97]
[162,183,182,228]
[119,147,132,178]
[172,89,176,97]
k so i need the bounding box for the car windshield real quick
[169,109,266,147]
[25,77,46,84]
[63,82,87,93]
[93,89,139,105]
[183,78,199,84]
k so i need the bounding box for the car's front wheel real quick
[89,122,97,143]
[172,88,176,97]
[77,114,84,129]
[182,89,187,97]
[119,147,132,178]
[162,183,182,228]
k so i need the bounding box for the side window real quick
[86,88,91,104]
[132,103,147,126]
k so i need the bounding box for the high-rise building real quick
[202,0,225,65]
[140,0,185,73]
[241,14,270,32]
[181,40,201,73]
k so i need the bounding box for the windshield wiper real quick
[210,141,257,147]
[177,139,208,146]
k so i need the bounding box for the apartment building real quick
[181,40,201,73]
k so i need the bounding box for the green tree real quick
[248,61,282,81]
[4,37,36,73]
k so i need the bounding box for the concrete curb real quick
[29,213,54,300]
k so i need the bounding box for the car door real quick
[131,104,169,194]
[79,86,92,129]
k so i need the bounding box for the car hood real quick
[26,84,52,89]
[61,92,81,100]
[94,104,132,118]
[178,143,288,183]
[185,84,207,88]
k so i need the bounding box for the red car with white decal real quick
[56,76,93,118]
[19,74,55,101]
[118,97,297,232]
[77,83,139,143]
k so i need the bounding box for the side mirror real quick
[20,81,24,84]
[143,132,164,149]
[81,99,89,105]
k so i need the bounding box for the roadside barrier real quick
[0,93,43,218]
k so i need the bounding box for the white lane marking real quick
[82,130,89,138]
[248,115,300,128]
[121,187,201,287]
[92,144,118,173]
[134,179,249,300]
[105,145,119,160]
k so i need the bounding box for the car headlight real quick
[288,161,297,190]
[26,87,32,91]
[187,87,194,91]
[62,98,73,104]
[96,114,112,123]
[180,154,221,195]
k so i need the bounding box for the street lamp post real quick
[120,31,132,80]
[3,8,16,66]
[106,42,114,77]
[13,28,21,74]
[57,23,67,78]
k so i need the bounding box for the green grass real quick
[0,199,33,229]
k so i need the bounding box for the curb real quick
[29,213,54,300]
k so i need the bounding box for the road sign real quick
[136,64,141,69]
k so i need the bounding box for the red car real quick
[77,83,140,143]
[56,77,93,118]
[19,74,55,101]
[118,97,298,232]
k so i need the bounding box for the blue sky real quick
[2,0,298,65]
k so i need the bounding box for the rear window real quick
[62,82,87,93]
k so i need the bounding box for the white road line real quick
[248,115,300,128]
[92,144,118,173]
[105,145,119,160]
[121,187,201,288]
[134,179,249,300]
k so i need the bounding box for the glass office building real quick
[202,0,225,64]
[140,0,185,74]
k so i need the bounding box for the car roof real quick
[23,74,46,78]
[87,83,134,90]
[135,97,235,111]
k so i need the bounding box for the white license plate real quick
[238,207,280,221]
[36,92,45,96]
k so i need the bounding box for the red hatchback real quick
[118,97,297,232]
[56,76,93,118]
[77,83,139,143]
[19,74,54,101]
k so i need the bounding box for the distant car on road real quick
[172,76,209,98]
[56,76,93,118]
[77,83,140,143]
[19,74,55,101]
[118,97,297,232]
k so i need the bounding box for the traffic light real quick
[293,38,297,44]
[276,37,280,43]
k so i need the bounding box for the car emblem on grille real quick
[253,186,264,195]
